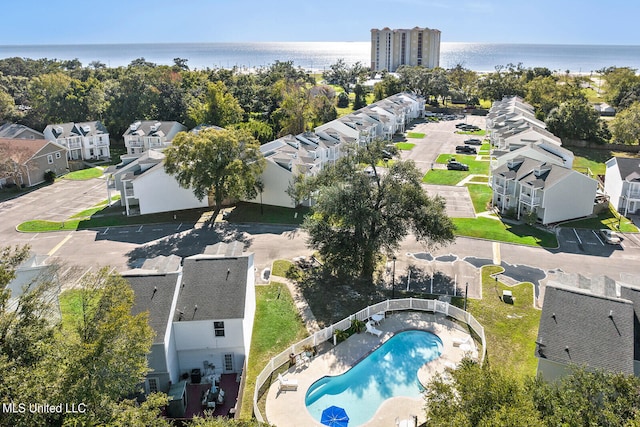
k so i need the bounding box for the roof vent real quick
[130,121,141,131]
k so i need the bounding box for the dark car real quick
[447,159,469,171]
[456,145,477,154]
[464,138,482,145]
[458,124,480,131]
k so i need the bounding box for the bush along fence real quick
[252,297,487,423]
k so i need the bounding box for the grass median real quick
[453,217,558,248]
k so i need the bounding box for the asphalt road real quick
[2,142,640,306]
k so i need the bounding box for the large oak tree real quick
[290,140,455,282]
[163,127,265,212]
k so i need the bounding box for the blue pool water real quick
[305,330,442,426]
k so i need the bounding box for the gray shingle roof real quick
[176,255,250,322]
[614,157,640,182]
[536,284,635,374]
[125,272,180,344]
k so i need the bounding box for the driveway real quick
[422,184,475,218]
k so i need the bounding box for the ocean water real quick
[0,42,639,73]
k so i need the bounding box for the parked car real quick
[464,138,482,145]
[599,229,622,244]
[456,145,477,154]
[458,124,480,131]
[447,159,470,171]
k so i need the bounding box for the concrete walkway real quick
[264,311,479,427]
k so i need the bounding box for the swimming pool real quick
[305,330,443,426]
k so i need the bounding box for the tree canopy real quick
[423,360,640,427]
[290,140,455,282]
[163,127,265,210]
[610,101,640,145]
[545,98,605,142]
[0,246,163,427]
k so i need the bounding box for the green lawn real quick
[453,217,558,248]
[435,154,490,175]
[240,282,309,419]
[271,260,294,277]
[17,197,121,232]
[559,204,638,232]
[466,184,493,214]
[456,129,487,136]
[406,132,425,139]
[395,142,416,150]
[468,176,489,183]
[570,147,640,177]
[467,266,541,377]
[479,143,491,154]
[225,202,309,225]
[423,169,469,186]
[63,167,104,180]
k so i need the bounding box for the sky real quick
[2,0,639,45]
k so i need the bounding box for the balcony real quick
[493,184,511,195]
[520,194,541,206]
[124,187,135,197]
[96,140,109,147]
[68,141,82,149]
[127,141,144,148]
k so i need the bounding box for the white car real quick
[599,229,621,244]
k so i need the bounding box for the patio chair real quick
[365,321,383,337]
[452,335,471,347]
[277,373,298,391]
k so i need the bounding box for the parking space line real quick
[136,225,143,233]
[573,229,582,244]
[102,227,109,235]
[119,231,129,234]
[176,223,183,231]
[592,230,604,245]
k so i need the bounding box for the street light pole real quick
[464,282,469,311]
[391,256,397,299]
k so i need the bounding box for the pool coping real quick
[264,311,478,427]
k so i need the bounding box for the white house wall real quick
[541,173,597,224]
[147,344,171,391]
[250,161,296,208]
[604,159,624,211]
[173,318,246,374]
[133,167,209,215]
[242,253,256,359]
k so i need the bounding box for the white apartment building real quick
[123,120,187,155]
[370,27,441,72]
[43,121,111,160]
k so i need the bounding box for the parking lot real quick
[556,227,640,255]
[422,184,475,218]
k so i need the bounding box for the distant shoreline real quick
[0,42,638,73]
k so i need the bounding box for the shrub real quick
[44,170,56,183]
[337,92,349,108]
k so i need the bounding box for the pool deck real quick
[265,311,479,427]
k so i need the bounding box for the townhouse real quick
[491,156,598,224]
[0,138,69,187]
[123,120,187,155]
[43,121,111,160]
[0,123,45,140]
[251,92,424,208]
[604,156,640,216]
[123,242,255,400]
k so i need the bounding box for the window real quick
[147,378,158,394]
[55,152,61,159]
[47,154,53,164]
[214,321,225,337]
[223,353,234,371]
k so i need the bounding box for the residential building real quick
[0,123,44,140]
[106,150,209,216]
[371,27,441,72]
[43,121,111,160]
[0,138,68,187]
[250,92,424,208]
[491,157,598,224]
[492,141,574,170]
[604,156,640,216]
[536,279,640,380]
[123,120,187,155]
[123,242,256,396]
